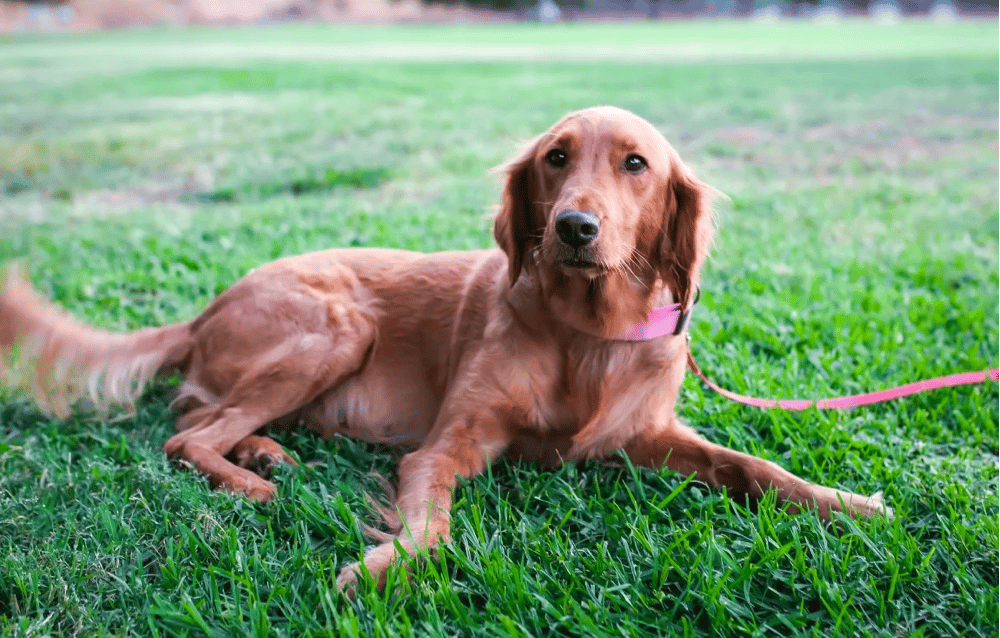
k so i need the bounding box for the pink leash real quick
[619,301,1000,409]
[686,348,999,410]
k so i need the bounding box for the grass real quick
[0,20,997,637]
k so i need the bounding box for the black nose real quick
[555,210,600,249]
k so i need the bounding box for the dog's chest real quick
[517,342,640,430]
[513,337,681,459]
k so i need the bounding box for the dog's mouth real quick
[562,259,603,269]
[549,239,610,276]
[560,259,609,278]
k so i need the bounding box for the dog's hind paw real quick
[201,463,278,503]
[229,434,297,481]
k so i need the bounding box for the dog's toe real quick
[336,562,362,597]
[215,470,278,503]
[247,453,276,479]
[867,491,894,519]
[244,480,278,503]
[230,435,298,480]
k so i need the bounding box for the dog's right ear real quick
[493,138,540,287]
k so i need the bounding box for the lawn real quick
[1,20,997,637]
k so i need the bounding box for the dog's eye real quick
[545,149,567,168]
[623,154,647,173]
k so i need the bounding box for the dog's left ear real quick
[658,162,717,309]
[493,138,541,287]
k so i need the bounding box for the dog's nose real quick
[555,210,600,249]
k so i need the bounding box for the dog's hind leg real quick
[165,328,374,501]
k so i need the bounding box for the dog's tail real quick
[0,268,193,417]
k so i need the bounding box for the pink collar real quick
[617,302,692,341]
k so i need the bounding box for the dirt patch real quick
[69,174,206,217]
[716,126,774,147]
[805,115,998,173]
[75,185,178,211]
[799,119,895,143]
[705,115,998,182]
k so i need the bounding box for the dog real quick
[0,107,890,592]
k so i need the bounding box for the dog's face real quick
[494,107,715,313]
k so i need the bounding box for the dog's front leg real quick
[336,416,510,593]
[622,420,892,521]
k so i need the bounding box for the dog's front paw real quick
[843,490,893,519]
[335,561,364,597]
[864,491,894,519]
[336,543,398,595]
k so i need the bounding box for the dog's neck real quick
[510,267,678,341]
[616,302,690,341]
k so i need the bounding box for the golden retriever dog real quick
[0,107,889,591]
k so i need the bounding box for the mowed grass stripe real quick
[1,21,996,65]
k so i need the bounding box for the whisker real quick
[621,250,652,283]
[630,249,653,273]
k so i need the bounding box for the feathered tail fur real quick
[0,268,192,417]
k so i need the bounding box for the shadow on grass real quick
[192,167,391,204]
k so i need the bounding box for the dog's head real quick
[494,107,716,315]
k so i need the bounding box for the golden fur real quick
[0,107,889,592]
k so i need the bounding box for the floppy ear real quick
[658,163,717,309]
[493,139,541,287]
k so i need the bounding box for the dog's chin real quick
[560,259,608,279]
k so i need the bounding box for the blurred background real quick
[1,0,996,31]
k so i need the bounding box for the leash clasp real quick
[671,286,700,336]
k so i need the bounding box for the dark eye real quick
[545,149,567,168]
[623,154,647,173]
